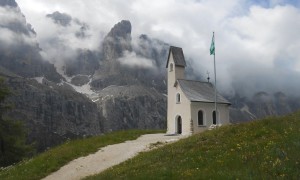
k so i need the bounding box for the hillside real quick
[87,111,300,179]
[0,130,163,180]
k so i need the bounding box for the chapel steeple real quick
[166,46,186,84]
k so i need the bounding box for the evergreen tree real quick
[0,77,32,167]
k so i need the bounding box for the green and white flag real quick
[210,33,215,55]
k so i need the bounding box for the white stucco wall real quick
[167,53,191,135]
[190,102,230,133]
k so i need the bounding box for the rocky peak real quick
[102,20,132,59]
[107,20,132,39]
[0,0,18,7]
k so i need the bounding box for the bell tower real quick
[166,46,186,134]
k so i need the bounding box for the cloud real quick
[46,11,72,26]
[219,5,300,96]
[14,0,300,97]
[0,6,37,47]
[0,28,15,45]
[25,10,104,74]
[118,50,155,69]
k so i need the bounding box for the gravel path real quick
[43,133,186,180]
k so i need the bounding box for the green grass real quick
[0,129,164,180]
[87,112,300,180]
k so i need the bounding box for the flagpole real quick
[213,32,218,125]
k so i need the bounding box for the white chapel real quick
[166,46,231,135]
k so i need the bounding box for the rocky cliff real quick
[93,85,166,132]
[0,0,102,151]
[1,71,103,151]
[90,20,168,131]
[229,91,300,123]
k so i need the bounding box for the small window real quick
[170,63,173,72]
[198,110,204,125]
[176,93,181,103]
[212,111,217,125]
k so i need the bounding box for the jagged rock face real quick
[65,49,100,77]
[94,85,166,132]
[273,92,292,115]
[92,28,169,93]
[0,46,62,82]
[3,76,103,151]
[136,34,169,69]
[97,20,133,79]
[133,34,169,92]
[229,91,298,123]
[102,20,132,65]
[71,75,90,86]
[250,92,277,118]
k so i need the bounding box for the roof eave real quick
[166,48,172,68]
[190,100,231,105]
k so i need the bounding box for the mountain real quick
[229,91,300,123]
[1,0,300,153]
[0,0,62,82]
[2,74,103,152]
[0,1,103,151]
[91,20,168,132]
[94,85,166,131]
[0,3,169,152]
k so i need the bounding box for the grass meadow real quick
[87,112,300,179]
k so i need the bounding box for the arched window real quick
[170,63,173,72]
[212,111,217,125]
[176,93,181,103]
[198,110,204,125]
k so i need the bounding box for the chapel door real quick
[177,116,182,134]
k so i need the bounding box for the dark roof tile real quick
[166,46,186,68]
[178,79,230,104]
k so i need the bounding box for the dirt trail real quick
[43,133,186,180]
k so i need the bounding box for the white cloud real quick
[14,0,300,96]
[0,6,22,24]
[118,51,155,69]
[0,6,37,46]
[0,28,15,45]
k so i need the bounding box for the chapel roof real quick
[166,46,186,68]
[177,79,231,104]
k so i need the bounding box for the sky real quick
[15,0,300,97]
